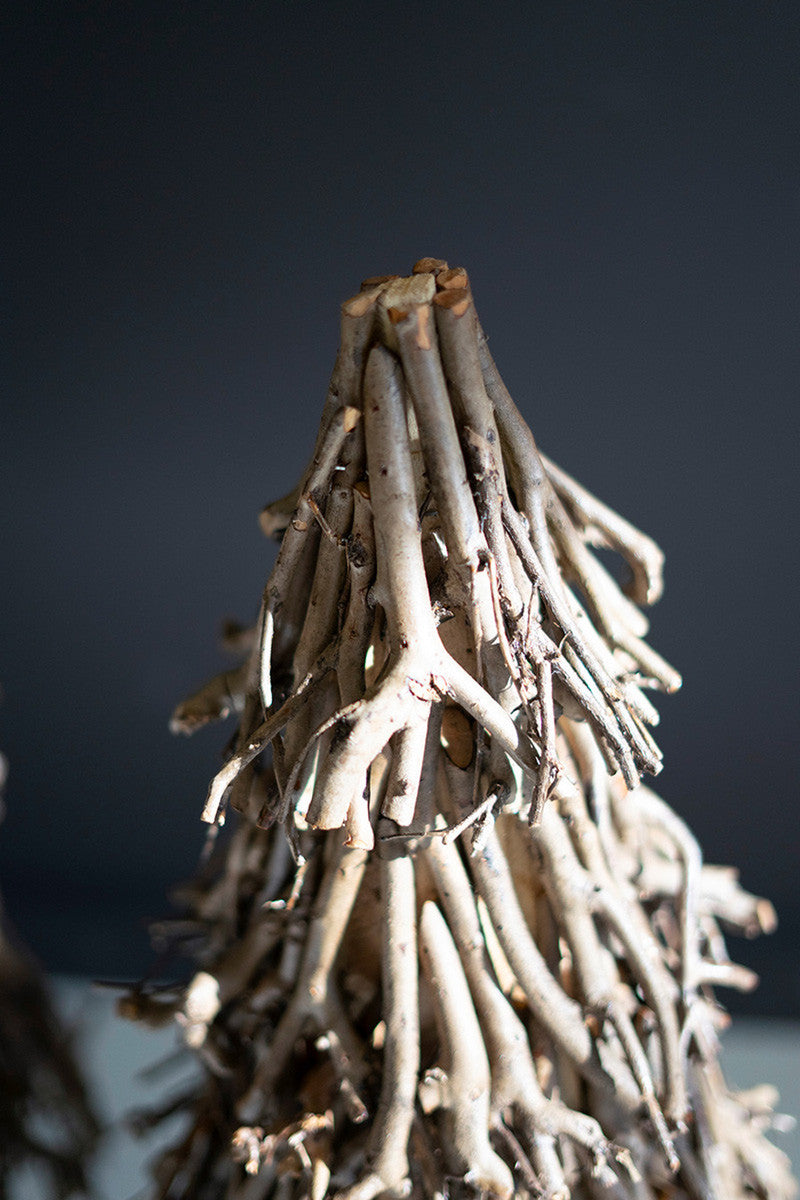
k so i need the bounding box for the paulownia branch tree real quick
[0,753,98,1196]
[123,260,796,1199]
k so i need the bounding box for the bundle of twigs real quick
[0,755,98,1197]
[124,261,795,1199]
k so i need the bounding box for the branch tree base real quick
[122,260,796,1200]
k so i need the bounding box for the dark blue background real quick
[3,3,799,1013]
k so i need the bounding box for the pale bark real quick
[126,262,795,1200]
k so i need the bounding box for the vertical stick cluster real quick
[128,262,796,1200]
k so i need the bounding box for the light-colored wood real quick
[125,261,794,1200]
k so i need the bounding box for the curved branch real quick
[419,900,515,1198]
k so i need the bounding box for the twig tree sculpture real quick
[124,261,796,1199]
[0,754,98,1196]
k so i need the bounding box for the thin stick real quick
[237,840,368,1123]
[336,851,419,1199]
[419,900,515,1198]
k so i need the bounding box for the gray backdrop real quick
[3,3,799,1014]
